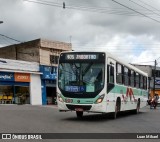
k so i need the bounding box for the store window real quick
[15,86,30,104]
[0,86,13,104]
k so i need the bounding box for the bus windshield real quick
[58,62,105,93]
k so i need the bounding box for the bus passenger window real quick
[130,70,135,87]
[116,63,123,84]
[140,75,143,89]
[107,65,114,84]
[124,67,129,86]
[135,73,140,88]
[144,77,147,90]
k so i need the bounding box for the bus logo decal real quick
[122,88,137,102]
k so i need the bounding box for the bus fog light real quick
[65,99,73,103]
[95,94,105,104]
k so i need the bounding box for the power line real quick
[0,34,22,43]
[23,0,153,17]
[139,0,160,13]
[111,0,160,23]
[24,0,160,19]
[24,0,62,8]
[129,0,160,17]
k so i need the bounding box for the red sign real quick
[14,73,30,82]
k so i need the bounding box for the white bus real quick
[57,51,148,118]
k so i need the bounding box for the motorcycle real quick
[149,98,157,109]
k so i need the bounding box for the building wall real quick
[0,45,16,59]
[30,74,42,105]
[16,43,40,63]
[39,48,50,65]
[132,64,152,77]
[40,47,63,66]
[0,39,72,66]
[0,40,40,62]
[40,39,71,51]
[39,39,72,66]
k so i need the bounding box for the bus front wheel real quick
[76,111,83,118]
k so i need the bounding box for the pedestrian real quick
[153,93,159,109]
[154,93,159,103]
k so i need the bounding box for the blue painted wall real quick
[40,65,57,105]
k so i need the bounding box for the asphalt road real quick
[0,104,160,142]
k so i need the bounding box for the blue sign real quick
[155,79,160,85]
[0,72,14,81]
[65,86,86,92]
[40,65,57,80]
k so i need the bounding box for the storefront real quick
[40,65,57,105]
[0,72,30,104]
[0,58,42,105]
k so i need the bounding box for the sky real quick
[1,0,160,66]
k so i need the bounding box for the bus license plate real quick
[75,108,83,111]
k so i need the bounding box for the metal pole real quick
[148,77,151,99]
[153,60,157,97]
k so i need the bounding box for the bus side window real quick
[144,77,147,90]
[135,72,140,88]
[107,65,114,84]
[116,63,123,84]
[107,65,115,93]
[140,75,143,89]
[124,66,129,86]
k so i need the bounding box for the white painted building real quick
[0,58,42,105]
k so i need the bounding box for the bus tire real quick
[76,111,83,118]
[111,104,118,119]
[133,99,140,114]
[111,98,121,119]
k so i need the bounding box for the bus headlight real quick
[95,94,105,104]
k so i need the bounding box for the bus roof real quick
[60,50,148,77]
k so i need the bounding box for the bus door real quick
[107,58,115,93]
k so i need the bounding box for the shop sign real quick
[0,72,14,81]
[14,73,30,82]
[155,79,160,85]
[40,66,57,80]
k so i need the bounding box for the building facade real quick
[0,39,72,105]
[0,58,42,105]
[132,64,160,97]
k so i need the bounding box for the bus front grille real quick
[66,104,92,111]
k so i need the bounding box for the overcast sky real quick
[1,0,160,66]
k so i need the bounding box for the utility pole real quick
[153,60,157,97]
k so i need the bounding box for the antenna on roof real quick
[69,35,72,44]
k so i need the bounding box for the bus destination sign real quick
[65,54,99,60]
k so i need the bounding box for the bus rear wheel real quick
[133,100,140,114]
[111,105,118,119]
[136,100,140,114]
[76,111,83,118]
